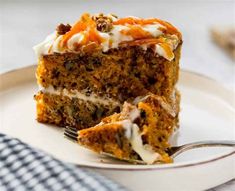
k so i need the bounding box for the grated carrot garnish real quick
[143,18,182,39]
[120,26,152,39]
[61,13,103,47]
[119,38,165,47]
[113,17,181,39]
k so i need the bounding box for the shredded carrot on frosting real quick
[119,38,165,47]
[120,25,152,39]
[61,13,104,47]
[61,14,88,46]
[55,13,181,59]
[113,17,181,39]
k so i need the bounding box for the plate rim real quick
[0,64,235,171]
[75,151,235,171]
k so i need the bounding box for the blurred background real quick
[0,0,234,88]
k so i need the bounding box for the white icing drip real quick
[154,34,179,61]
[108,25,133,49]
[42,86,120,106]
[33,32,57,58]
[155,44,174,61]
[98,32,110,52]
[120,119,161,164]
[131,124,161,164]
[67,33,85,50]
[119,120,133,139]
[52,35,63,53]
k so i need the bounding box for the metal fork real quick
[64,126,235,164]
[166,140,235,158]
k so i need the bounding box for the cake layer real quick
[77,93,180,164]
[36,44,181,103]
[35,91,121,129]
[35,87,179,130]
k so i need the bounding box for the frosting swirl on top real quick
[33,13,182,61]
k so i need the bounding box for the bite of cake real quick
[77,93,180,164]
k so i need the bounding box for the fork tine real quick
[64,126,78,142]
[66,126,78,132]
[64,132,78,142]
[65,126,78,136]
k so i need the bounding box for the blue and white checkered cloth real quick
[0,133,127,191]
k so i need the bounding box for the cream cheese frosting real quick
[33,13,181,61]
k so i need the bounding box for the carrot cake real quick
[77,93,180,164]
[33,13,182,131]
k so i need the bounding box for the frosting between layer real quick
[41,86,120,106]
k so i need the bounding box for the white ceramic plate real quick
[0,66,234,191]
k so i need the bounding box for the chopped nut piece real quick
[56,23,72,35]
[92,14,114,32]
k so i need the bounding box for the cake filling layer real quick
[41,86,120,106]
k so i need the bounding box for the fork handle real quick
[171,140,235,158]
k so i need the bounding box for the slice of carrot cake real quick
[34,13,182,130]
[77,92,180,164]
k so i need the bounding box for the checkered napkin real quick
[0,133,127,191]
